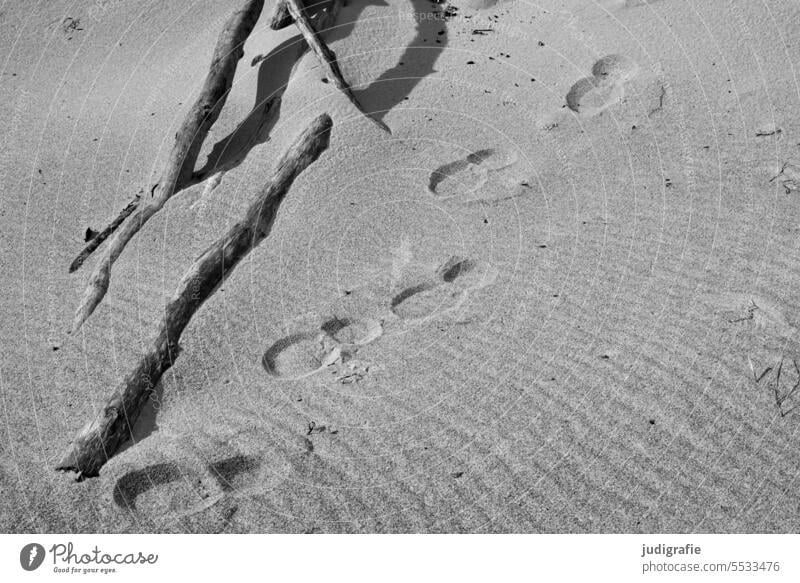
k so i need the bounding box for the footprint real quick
[566,76,623,115]
[113,450,268,530]
[427,148,519,201]
[208,455,262,493]
[113,462,187,511]
[262,332,341,380]
[437,256,498,292]
[113,460,228,529]
[262,309,384,381]
[565,54,639,117]
[391,281,461,321]
[321,317,383,348]
[591,54,640,84]
[391,256,498,321]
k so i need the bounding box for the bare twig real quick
[779,359,800,410]
[56,114,333,480]
[71,0,265,333]
[69,193,142,273]
[755,365,773,384]
[284,0,390,133]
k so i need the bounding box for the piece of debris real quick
[61,17,83,38]
[769,162,800,193]
[84,227,98,242]
[472,29,493,35]
[769,357,800,417]
[306,421,339,435]
[332,359,370,384]
[755,122,782,137]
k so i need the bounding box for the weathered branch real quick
[71,0,265,333]
[284,0,391,133]
[268,0,330,30]
[57,114,333,480]
[268,0,292,29]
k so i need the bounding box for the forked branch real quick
[71,0,265,333]
[56,114,333,480]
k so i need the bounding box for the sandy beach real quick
[2,0,800,532]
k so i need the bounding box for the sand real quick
[1,0,800,532]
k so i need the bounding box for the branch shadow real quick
[194,0,447,178]
[334,0,448,123]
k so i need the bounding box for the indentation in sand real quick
[391,256,498,321]
[591,54,640,84]
[208,455,262,493]
[113,462,187,511]
[437,255,499,291]
[112,459,231,529]
[321,317,384,347]
[262,306,385,382]
[427,148,521,202]
[391,281,460,321]
[566,54,640,117]
[262,332,341,380]
[566,76,624,116]
[113,448,271,529]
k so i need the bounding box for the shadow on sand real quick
[194,0,447,179]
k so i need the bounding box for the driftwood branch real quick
[268,0,331,30]
[70,0,265,333]
[268,0,292,29]
[284,0,390,133]
[57,114,333,480]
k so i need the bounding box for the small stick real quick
[56,114,333,480]
[284,0,390,133]
[71,0,265,334]
[69,193,142,273]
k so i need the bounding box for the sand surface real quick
[2,0,800,532]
